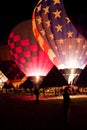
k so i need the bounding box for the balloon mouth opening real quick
[29,76,45,86]
[59,68,82,85]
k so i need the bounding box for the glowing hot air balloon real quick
[8,20,53,85]
[63,0,87,40]
[32,0,87,84]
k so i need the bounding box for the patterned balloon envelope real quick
[32,0,87,70]
[63,0,87,40]
[8,20,53,81]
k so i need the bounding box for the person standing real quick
[34,85,40,104]
[63,86,71,124]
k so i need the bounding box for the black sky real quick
[0,0,87,44]
[0,0,38,44]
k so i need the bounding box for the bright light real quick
[30,76,44,86]
[68,68,81,84]
[58,59,85,70]
[58,64,65,69]
[62,68,82,84]
[32,0,87,74]
[36,76,40,83]
[0,70,8,88]
[68,74,75,84]
[65,59,78,68]
[8,20,53,77]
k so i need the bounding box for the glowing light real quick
[29,76,44,86]
[0,70,8,88]
[36,76,40,83]
[68,68,75,84]
[58,58,82,69]
[8,20,53,78]
[62,68,82,85]
[32,0,87,83]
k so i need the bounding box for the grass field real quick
[0,93,87,130]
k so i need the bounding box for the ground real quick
[0,93,87,130]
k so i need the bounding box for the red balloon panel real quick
[8,20,53,76]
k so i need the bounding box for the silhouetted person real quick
[63,86,71,124]
[34,86,40,104]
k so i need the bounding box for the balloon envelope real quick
[63,0,87,40]
[0,60,25,80]
[8,20,53,77]
[32,0,87,70]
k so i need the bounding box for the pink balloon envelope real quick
[8,20,53,77]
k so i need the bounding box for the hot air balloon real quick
[63,0,87,40]
[32,0,87,84]
[8,20,53,86]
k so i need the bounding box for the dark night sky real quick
[0,0,87,43]
[0,0,38,44]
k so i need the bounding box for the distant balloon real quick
[32,0,87,84]
[8,20,53,79]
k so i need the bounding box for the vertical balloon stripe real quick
[8,20,53,76]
